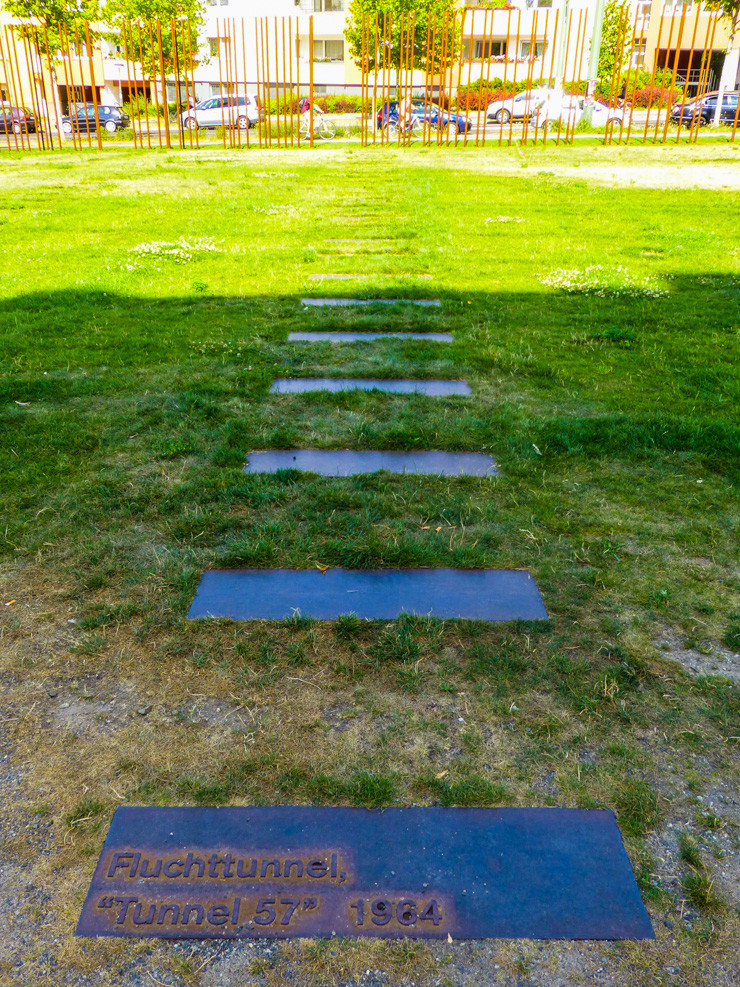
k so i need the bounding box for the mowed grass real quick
[0,143,738,985]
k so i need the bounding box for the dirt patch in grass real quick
[655,627,740,683]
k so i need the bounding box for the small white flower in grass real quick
[537,265,668,298]
[485,215,525,224]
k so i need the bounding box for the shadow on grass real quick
[1,283,737,499]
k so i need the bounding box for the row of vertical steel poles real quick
[1,13,737,152]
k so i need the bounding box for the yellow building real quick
[633,0,734,93]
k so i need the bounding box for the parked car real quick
[0,106,36,134]
[377,99,471,135]
[669,90,739,126]
[532,94,623,129]
[61,104,130,135]
[180,94,260,131]
[486,88,552,123]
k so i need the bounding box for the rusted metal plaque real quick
[269,379,471,396]
[76,807,654,940]
[187,568,547,621]
[244,450,497,477]
[288,332,453,342]
[301,298,441,307]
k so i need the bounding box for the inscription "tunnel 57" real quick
[98,895,321,930]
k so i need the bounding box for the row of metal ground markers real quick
[76,219,653,945]
[188,232,547,622]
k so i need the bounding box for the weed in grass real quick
[396,666,424,692]
[613,778,660,836]
[72,634,106,656]
[65,798,106,830]
[633,848,672,905]
[684,770,704,794]
[335,613,364,639]
[678,832,703,869]
[300,770,397,807]
[682,871,723,911]
[283,610,315,631]
[418,773,513,807]
[697,811,724,831]
[722,618,740,651]
[370,623,420,663]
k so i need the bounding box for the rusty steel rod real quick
[242,17,251,149]
[37,22,60,150]
[308,15,313,148]
[2,26,22,152]
[156,20,171,149]
[147,20,163,149]
[652,9,678,143]
[20,29,45,152]
[641,10,664,143]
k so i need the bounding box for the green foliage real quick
[2,0,102,53]
[345,0,459,78]
[705,1,740,41]
[104,0,205,76]
[597,1,631,86]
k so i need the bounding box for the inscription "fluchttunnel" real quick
[105,850,349,884]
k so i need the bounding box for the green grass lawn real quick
[0,143,738,986]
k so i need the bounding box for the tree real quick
[2,0,102,53]
[597,0,631,92]
[344,0,459,89]
[2,0,103,127]
[706,1,740,125]
[104,0,205,79]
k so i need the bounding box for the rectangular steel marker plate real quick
[76,807,654,941]
[244,451,497,477]
[309,274,432,280]
[301,298,441,307]
[288,332,453,342]
[187,568,546,621]
[269,379,471,396]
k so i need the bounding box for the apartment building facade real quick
[1,0,736,119]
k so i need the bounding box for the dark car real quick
[0,106,36,135]
[377,99,471,135]
[61,104,130,135]
[670,90,739,126]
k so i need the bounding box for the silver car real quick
[180,94,259,131]
[486,88,552,123]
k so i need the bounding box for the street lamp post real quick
[582,0,607,124]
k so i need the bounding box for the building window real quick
[631,41,647,68]
[314,0,344,10]
[313,39,344,61]
[463,39,506,60]
[520,41,545,59]
[209,39,221,56]
[537,0,552,7]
